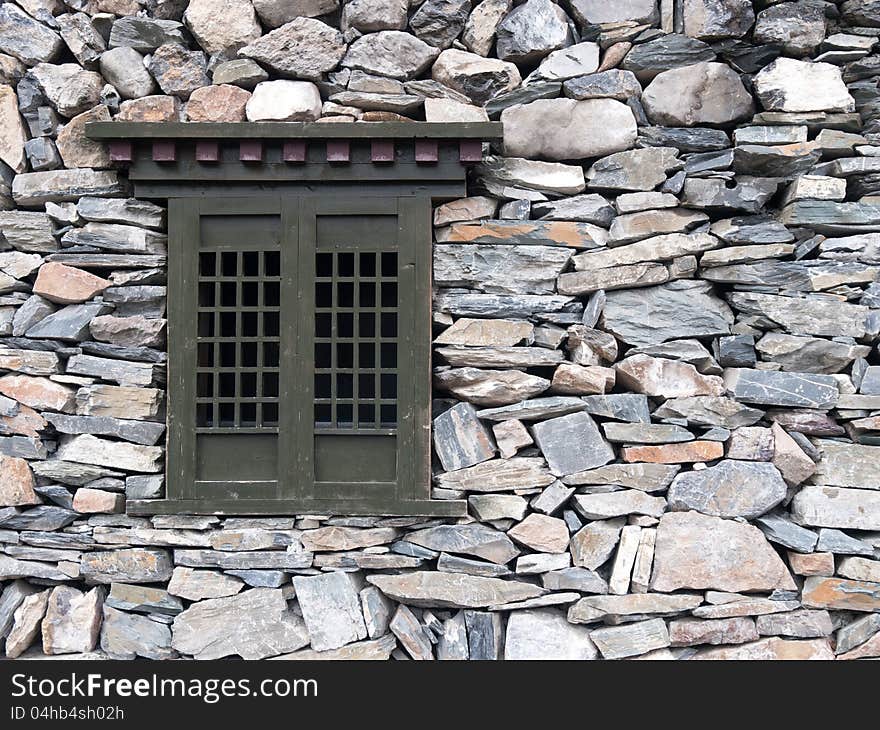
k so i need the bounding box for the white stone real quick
[245,80,322,122]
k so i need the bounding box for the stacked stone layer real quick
[0,0,879,660]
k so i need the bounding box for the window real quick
[165,196,445,515]
[83,120,502,516]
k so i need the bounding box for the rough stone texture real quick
[343,31,439,81]
[293,572,367,652]
[171,588,308,660]
[246,80,322,122]
[240,18,346,81]
[651,512,797,593]
[502,98,637,161]
[754,58,855,113]
[42,586,103,655]
[666,461,787,519]
[504,609,597,659]
[642,62,754,126]
[185,85,250,122]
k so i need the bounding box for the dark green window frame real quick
[84,122,502,517]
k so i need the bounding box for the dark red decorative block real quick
[240,141,262,162]
[109,141,133,163]
[152,141,176,162]
[371,140,394,163]
[326,140,350,163]
[459,140,483,164]
[415,140,438,163]
[195,141,219,162]
[283,141,306,163]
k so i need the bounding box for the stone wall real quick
[0,0,879,661]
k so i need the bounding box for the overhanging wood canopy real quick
[85,121,504,200]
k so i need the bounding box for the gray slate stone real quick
[405,524,519,565]
[100,606,175,660]
[26,303,111,342]
[80,548,173,584]
[755,513,819,553]
[0,4,63,65]
[531,411,614,477]
[292,572,368,652]
[602,280,734,347]
[667,461,788,519]
[108,17,188,52]
[172,588,308,660]
[723,369,840,409]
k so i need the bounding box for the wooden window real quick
[83,121,502,517]
[164,196,456,516]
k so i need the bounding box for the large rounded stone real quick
[245,80,322,121]
[239,17,347,81]
[342,0,407,32]
[55,106,112,169]
[753,58,855,113]
[496,0,573,64]
[99,47,156,100]
[183,0,262,55]
[501,98,637,160]
[683,0,755,40]
[185,84,251,122]
[31,63,103,118]
[642,61,754,126]
[432,49,522,104]
[341,31,439,80]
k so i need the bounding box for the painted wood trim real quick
[86,121,503,141]
[127,498,467,517]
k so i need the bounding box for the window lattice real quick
[314,250,398,429]
[195,249,281,429]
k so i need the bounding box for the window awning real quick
[85,121,504,200]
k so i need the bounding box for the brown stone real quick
[433,196,498,226]
[33,263,110,305]
[770,422,816,485]
[693,637,834,660]
[1,404,47,438]
[622,441,724,464]
[76,384,162,420]
[5,589,51,659]
[0,454,39,507]
[492,419,533,458]
[0,84,27,173]
[616,354,725,399]
[550,363,615,395]
[89,314,166,348]
[42,585,104,655]
[787,551,834,577]
[508,514,569,554]
[116,95,181,122]
[301,526,400,552]
[0,374,76,413]
[434,318,533,347]
[668,617,758,647]
[56,105,111,169]
[802,576,880,612]
[72,488,125,514]
[185,84,251,122]
[651,511,797,593]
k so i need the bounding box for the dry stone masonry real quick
[0,0,879,661]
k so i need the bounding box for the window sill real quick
[126,498,467,517]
